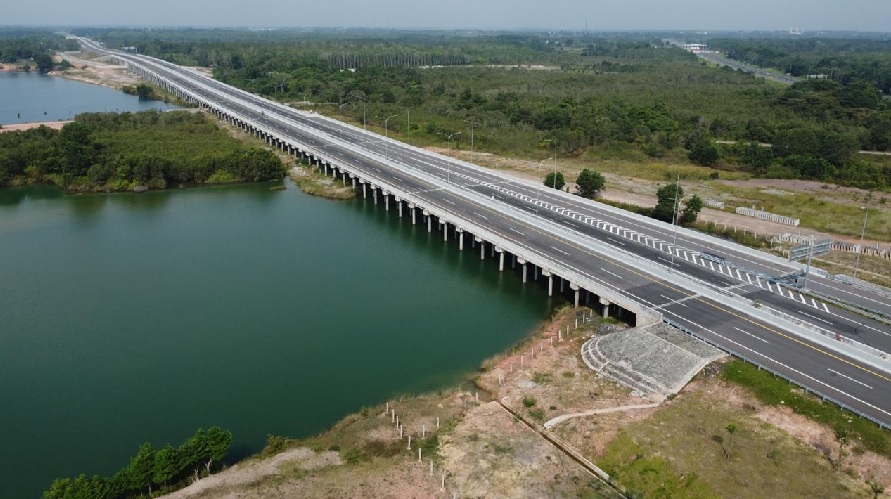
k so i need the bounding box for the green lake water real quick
[0,179,553,497]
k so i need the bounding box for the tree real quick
[688,138,719,166]
[543,171,565,190]
[178,428,208,481]
[153,444,179,489]
[203,426,233,474]
[724,423,738,459]
[127,442,155,496]
[680,195,703,225]
[55,121,96,179]
[34,52,54,73]
[740,142,773,172]
[575,168,605,199]
[653,183,683,223]
[135,84,153,100]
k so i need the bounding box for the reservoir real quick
[0,71,179,125]
[0,73,550,497]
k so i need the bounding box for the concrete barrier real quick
[735,207,800,226]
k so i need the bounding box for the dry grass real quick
[813,252,891,289]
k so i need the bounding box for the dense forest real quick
[0,110,285,190]
[73,28,891,191]
[44,427,232,499]
[0,29,78,71]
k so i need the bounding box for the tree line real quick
[0,29,79,72]
[43,427,233,499]
[0,110,285,191]
[547,168,702,226]
[70,29,891,191]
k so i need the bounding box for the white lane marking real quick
[660,294,688,307]
[829,369,873,390]
[600,267,623,280]
[734,327,769,343]
[664,311,891,419]
[551,246,570,256]
[746,274,753,285]
[823,303,830,312]
[811,298,818,308]
[767,282,774,292]
[799,294,807,304]
[799,311,832,325]
[472,212,488,220]
[709,262,715,271]
[443,199,456,205]
[756,276,762,287]
[508,227,525,236]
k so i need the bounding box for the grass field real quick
[597,376,870,498]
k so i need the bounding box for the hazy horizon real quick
[5,0,891,33]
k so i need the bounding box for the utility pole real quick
[447,132,461,183]
[463,119,477,164]
[381,114,397,161]
[854,205,869,279]
[670,172,680,271]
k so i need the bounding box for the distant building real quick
[681,43,708,53]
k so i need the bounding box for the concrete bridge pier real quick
[424,211,432,233]
[410,204,417,225]
[570,283,581,307]
[384,193,389,211]
[362,183,367,199]
[351,177,357,189]
[543,271,553,296]
[497,248,505,271]
[599,297,610,318]
[518,258,528,283]
[397,198,403,218]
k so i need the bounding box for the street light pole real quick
[381,114,397,161]
[670,172,680,271]
[447,132,461,183]
[463,119,476,164]
[854,205,869,279]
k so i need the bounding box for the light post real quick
[543,139,557,189]
[380,114,397,161]
[447,132,461,183]
[359,98,366,130]
[670,172,681,271]
[854,205,869,279]
[462,119,477,164]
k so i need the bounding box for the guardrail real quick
[664,319,890,431]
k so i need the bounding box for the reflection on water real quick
[0,179,551,498]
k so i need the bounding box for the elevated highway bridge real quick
[77,37,891,429]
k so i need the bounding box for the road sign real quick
[789,239,832,262]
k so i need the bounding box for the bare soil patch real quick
[52,50,144,89]
[0,121,70,132]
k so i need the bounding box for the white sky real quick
[5,0,891,32]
